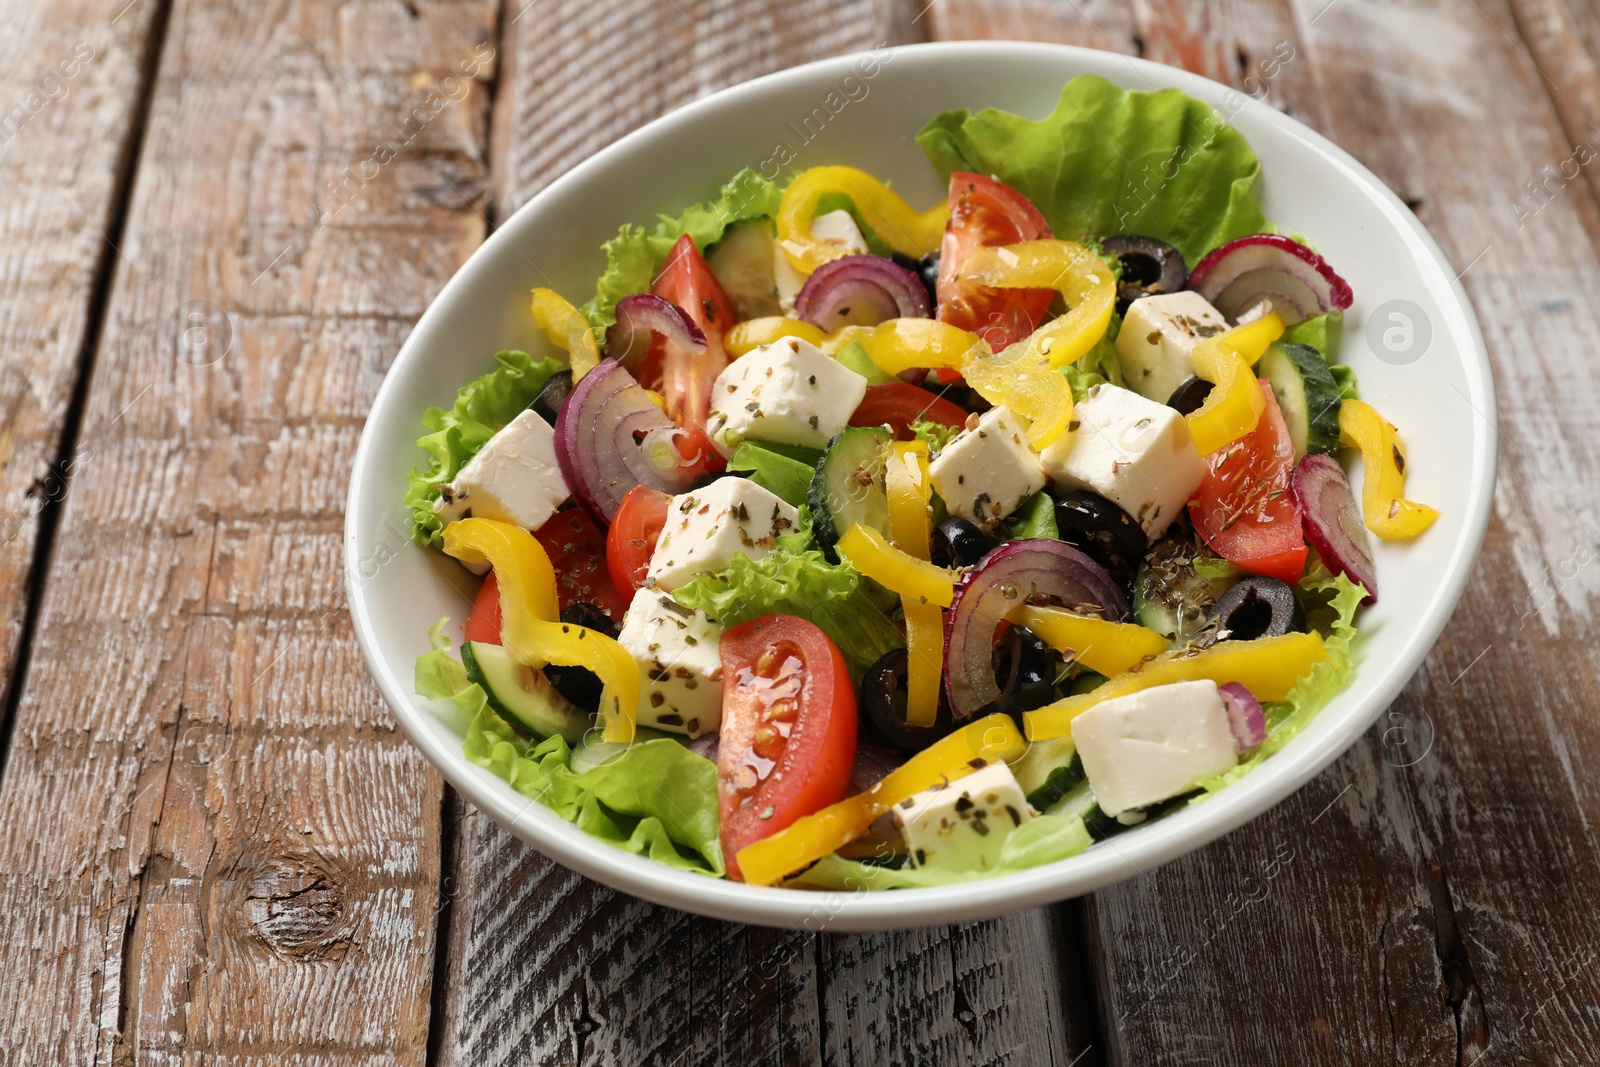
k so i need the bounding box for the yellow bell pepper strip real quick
[1185,312,1286,456]
[961,343,1076,450]
[737,713,1026,886]
[442,518,640,742]
[836,523,957,608]
[776,166,949,274]
[1023,630,1329,741]
[957,241,1116,369]
[1009,604,1169,679]
[724,317,830,357]
[1338,399,1440,540]
[530,288,601,380]
[885,442,941,726]
[854,318,985,376]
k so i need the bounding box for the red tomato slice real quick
[1187,381,1309,584]
[464,571,502,645]
[717,615,858,881]
[849,381,970,440]
[935,172,1054,350]
[534,508,631,620]
[606,484,671,597]
[652,234,735,433]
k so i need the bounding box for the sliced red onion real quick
[605,293,707,370]
[554,359,705,522]
[1187,234,1353,325]
[795,254,932,332]
[1219,682,1266,752]
[1290,454,1377,603]
[688,733,719,763]
[944,540,1129,718]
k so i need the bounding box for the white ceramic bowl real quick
[346,42,1495,931]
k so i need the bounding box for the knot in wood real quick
[242,855,356,962]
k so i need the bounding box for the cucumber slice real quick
[1134,533,1234,646]
[462,640,592,743]
[706,218,780,321]
[1259,342,1344,458]
[1012,736,1084,810]
[808,425,893,554]
[569,727,680,774]
[1045,778,1098,821]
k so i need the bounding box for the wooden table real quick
[2,0,1596,1063]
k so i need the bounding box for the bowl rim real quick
[345,40,1496,931]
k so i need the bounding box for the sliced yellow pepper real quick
[776,166,949,274]
[1339,399,1440,540]
[1023,631,1329,741]
[836,523,956,608]
[443,518,640,742]
[530,288,601,380]
[958,241,1116,369]
[724,317,831,357]
[1185,312,1285,456]
[962,344,1076,450]
[855,318,985,375]
[1009,604,1168,679]
[885,442,941,726]
[738,713,1026,886]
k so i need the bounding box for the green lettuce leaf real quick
[1195,569,1366,794]
[581,168,784,332]
[1009,491,1059,540]
[916,75,1270,266]
[789,813,1092,890]
[835,339,896,384]
[419,617,724,873]
[910,419,962,452]
[725,441,823,507]
[671,540,905,679]
[403,350,565,549]
[1282,310,1342,360]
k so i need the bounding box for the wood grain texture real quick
[0,0,160,752]
[433,3,1089,1066]
[0,0,501,1061]
[928,1,1600,1063]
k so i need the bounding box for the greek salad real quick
[408,76,1438,889]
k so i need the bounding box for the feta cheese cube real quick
[616,589,724,737]
[1070,679,1239,816]
[433,409,569,532]
[646,477,800,592]
[774,209,870,315]
[706,336,867,454]
[927,406,1047,529]
[895,761,1035,873]
[1039,384,1206,538]
[1116,291,1230,403]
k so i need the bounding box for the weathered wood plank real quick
[0,0,502,1062]
[434,3,1087,1065]
[0,1,161,754]
[932,1,1600,1063]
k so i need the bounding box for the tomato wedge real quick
[533,508,630,620]
[935,173,1054,350]
[848,381,970,440]
[717,615,858,881]
[1188,380,1309,584]
[652,234,735,433]
[606,484,672,597]
[464,571,503,644]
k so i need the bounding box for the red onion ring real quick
[1290,454,1377,604]
[605,293,707,370]
[1219,682,1266,752]
[553,359,705,522]
[795,254,932,331]
[944,540,1129,718]
[1187,234,1353,324]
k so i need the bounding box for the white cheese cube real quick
[1070,679,1239,817]
[646,477,800,592]
[706,336,867,454]
[1116,291,1230,403]
[895,761,1034,873]
[616,589,724,737]
[1040,384,1206,539]
[927,406,1047,529]
[433,409,569,532]
[774,209,870,315]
